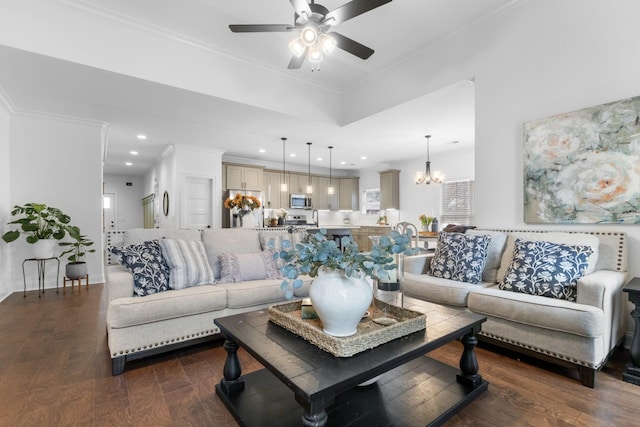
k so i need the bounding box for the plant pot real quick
[66,262,87,279]
[32,239,57,259]
[309,269,372,337]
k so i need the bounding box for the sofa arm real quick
[106,265,135,301]
[576,270,626,308]
[401,254,432,276]
[576,269,628,350]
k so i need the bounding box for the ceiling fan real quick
[229,0,392,69]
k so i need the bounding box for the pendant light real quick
[306,142,313,194]
[415,135,444,185]
[280,137,288,192]
[327,146,335,195]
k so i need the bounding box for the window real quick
[441,180,474,225]
[362,189,380,214]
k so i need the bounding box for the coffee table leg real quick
[220,338,245,395]
[301,406,327,427]
[456,330,483,388]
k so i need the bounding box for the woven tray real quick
[268,300,426,357]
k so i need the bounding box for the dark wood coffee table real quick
[214,298,488,426]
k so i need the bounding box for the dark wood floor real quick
[1,284,639,427]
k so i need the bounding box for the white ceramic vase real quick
[32,239,57,259]
[309,269,372,337]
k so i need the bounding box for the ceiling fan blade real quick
[288,48,308,69]
[229,24,294,33]
[323,0,392,26]
[331,32,374,59]
[290,0,312,19]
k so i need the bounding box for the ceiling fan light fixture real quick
[308,44,323,63]
[288,38,306,57]
[300,25,318,46]
[319,33,336,54]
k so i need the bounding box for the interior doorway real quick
[142,194,155,228]
[103,192,117,231]
[181,176,214,229]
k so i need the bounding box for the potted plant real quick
[59,225,95,279]
[2,203,71,258]
[418,214,434,231]
[278,228,417,336]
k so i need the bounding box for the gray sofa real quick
[106,227,309,375]
[402,229,628,387]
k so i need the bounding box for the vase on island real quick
[308,269,372,337]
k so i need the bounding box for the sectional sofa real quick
[105,227,309,375]
[402,228,628,387]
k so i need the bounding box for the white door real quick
[181,176,213,229]
[103,193,117,231]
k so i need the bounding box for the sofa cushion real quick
[403,272,493,307]
[468,285,604,338]
[157,239,214,289]
[202,229,262,280]
[466,229,508,283]
[109,241,171,297]
[107,285,227,328]
[123,228,201,246]
[498,239,593,301]
[221,280,291,309]
[218,251,281,283]
[496,232,600,283]
[258,231,304,252]
[428,232,491,284]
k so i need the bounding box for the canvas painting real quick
[524,96,640,224]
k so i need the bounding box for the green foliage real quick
[277,228,417,299]
[2,203,71,244]
[59,225,96,263]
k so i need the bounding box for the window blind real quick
[441,179,474,225]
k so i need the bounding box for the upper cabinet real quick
[339,177,360,211]
[379,169,400,210]
[226,164,263,190]
[288,173,312,195]
[264,171,286,209]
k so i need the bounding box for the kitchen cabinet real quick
[351,226,392,252]
[288,173,312,195]
[226,165,263,190]
[264,171,286,209]
[380,169,400,210]
[339,177,359,211]
[315,176,336,210]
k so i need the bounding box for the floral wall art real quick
[524,95,640,224]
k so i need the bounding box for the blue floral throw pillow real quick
[428,232,491,284]
[498,238,593,301]
[109,240,171,297]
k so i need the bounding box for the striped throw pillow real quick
[157,239,214,289]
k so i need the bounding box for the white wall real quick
[347,0,640,279]
[7,113,104,290]
[103,174,145,230]
[0,96,11,300]
[145,144,224,229]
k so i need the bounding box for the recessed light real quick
[259,149,266,153]
[130,151,138,155]
[125,162,132,166]
[340,161,346,165]
[290,154,296,157]
[361,156,367,160]
[137,134,147,140]
[316,157,323,161]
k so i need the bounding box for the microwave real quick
[290,194,312,209]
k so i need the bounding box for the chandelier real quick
[415,135,444,185]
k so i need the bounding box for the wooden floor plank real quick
[1,284,640,426]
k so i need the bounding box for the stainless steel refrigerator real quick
[226,189,264,228]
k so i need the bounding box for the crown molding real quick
[0,85,16,114]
